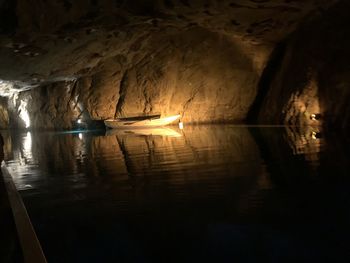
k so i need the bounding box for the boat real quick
[104,114,181,129]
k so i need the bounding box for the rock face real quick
[16,27,262,129]
[256,0,350,131]
[0,97,9,129]
[0,0,342,129]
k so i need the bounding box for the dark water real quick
[3,125,350,263]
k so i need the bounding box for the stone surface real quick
[256,0,350,131]
[10,27,262,129]
[0,0,339,128]
[0,97,9,129]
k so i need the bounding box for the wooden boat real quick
[104,114,181,129]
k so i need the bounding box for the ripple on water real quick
[2,125,350,262]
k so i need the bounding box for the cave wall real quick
[16,81,80,129]
[0,97,9,128]
[0,0,343,129]
[257,0,350,131]
[16,27,261,129]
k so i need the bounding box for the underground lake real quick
[2,0,350,262]
[1,125,350,262]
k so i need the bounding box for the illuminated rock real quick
[256,1,350,131]
[0,0,341,128]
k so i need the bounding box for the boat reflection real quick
[105,127,182,137]
[5,125,263,195]
[5,125,350,263]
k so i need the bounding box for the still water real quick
[2,125,350,262]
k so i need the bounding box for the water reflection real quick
[5,126,264,208]
[2,125,327,206]
[3,125,326,202]
[284,125,322,156]
[2,125,350,262]
[22,132,33,163]
[105,127,182,137]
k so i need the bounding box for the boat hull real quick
[104,115,181,129]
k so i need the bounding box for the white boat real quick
[104,114,181,129]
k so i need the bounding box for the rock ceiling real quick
[0,0,338,92]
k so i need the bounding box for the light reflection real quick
[3,124,331,214]
[284,126,321,166]
[105,127,182,137]
[74,133,87,165]
[8,131,36,190]
[19,131,33,165]
[23,132,32,151]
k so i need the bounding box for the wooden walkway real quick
[1,164,47,263]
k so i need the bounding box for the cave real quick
[1,0,350,262]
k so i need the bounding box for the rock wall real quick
[15,27,261,129]
[0,0,339,129]
[16,81,80,129]
[0,97,9,128]
[256,0,350,131]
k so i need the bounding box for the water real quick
[2,125,350,262]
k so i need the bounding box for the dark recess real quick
[0,0,18,35]
[246,40,287,123]
[164,0,174,9]
[123,0,158,16]
[180,0,190,7]
[62,0,72,11]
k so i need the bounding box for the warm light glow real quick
[19,99,30,128]
[179,121,184,130]
[311,131,321,140]
[285,74,321,126]
[310,113,321,121]
[77,119,82,124]
[78,133,83,140]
